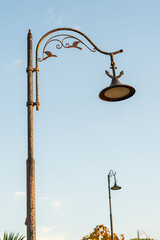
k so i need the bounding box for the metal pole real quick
[108,174,114,240]
[26,29,36,240]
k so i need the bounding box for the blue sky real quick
[0,1,160,240]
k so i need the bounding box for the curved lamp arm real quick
[36,27,123,60]
[34,28,123,110]
[108,170,117,186]
[108,169,116,178]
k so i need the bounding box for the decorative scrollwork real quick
[35,28,124,111]
[38,34,96,62]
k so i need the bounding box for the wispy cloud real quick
[9,59,24,71]
[52,200,63,211]
[47,8,63,27]
[14,191,25,197]
[48,8,55,20]
[14,59,23,65]
[47,9,81,30]
[38,226,68,240]
[56,17,63,26]
[38,231,68,240]
[39,196,48,201]
[72,25,82,30]
[40,226,54,234]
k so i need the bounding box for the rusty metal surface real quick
[38,34,97,62]
[34,28,123,111]
[105,54,124,81]
[36,28,123,59]
[27,29,36,240]
[99,54,135,102]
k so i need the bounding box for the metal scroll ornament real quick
[38,34,96,62]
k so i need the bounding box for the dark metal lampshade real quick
[99,77,135,102]
[111,182,121,190]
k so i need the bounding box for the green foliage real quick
[81,225,124,240]
[1,232,25,240]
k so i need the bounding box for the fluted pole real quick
[26,29,36,240]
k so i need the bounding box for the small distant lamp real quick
[108,170,121,240]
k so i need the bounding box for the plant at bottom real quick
[1,232,25,240]
[81,225,124,240]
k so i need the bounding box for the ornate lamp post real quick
[108,170,121,240]
[26,28,135,240]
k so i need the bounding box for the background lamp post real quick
[108,170,121,240]
[26,28,134,240]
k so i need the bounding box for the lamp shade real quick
[99,77,135,102]
[111,182,121,190]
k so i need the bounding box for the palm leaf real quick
[2,232,25,240]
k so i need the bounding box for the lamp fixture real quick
[99,54,135,102]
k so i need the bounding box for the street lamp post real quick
[26,30,35,240]
[26,28,135,240]
[108,170,121,240]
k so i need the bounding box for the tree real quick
[81,225,124,240]
[1,232,25,240]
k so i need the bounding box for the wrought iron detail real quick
[38,34,96,62]
[105,54,124,80]
[35,27,124,111]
